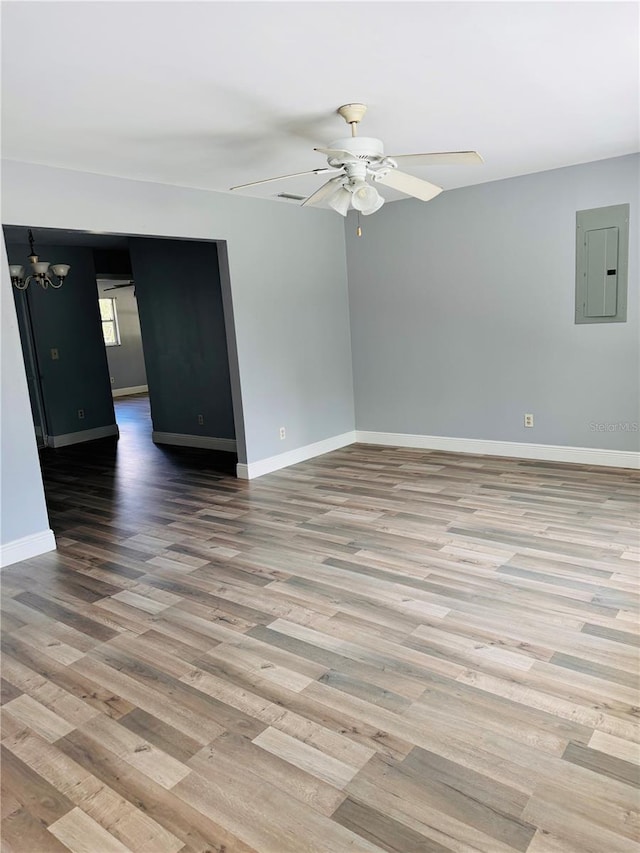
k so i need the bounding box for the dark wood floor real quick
[2,396,639,852]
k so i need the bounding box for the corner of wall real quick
[236,430,356,479]
[0,529,56,569]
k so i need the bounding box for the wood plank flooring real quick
[2,396,639,852]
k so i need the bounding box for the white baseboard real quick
[237,431,357,479]
[152,432,237,453]
[0,529,56,569]
[355,430,640,470]
[112,384,148,398]
[49,424,119,448]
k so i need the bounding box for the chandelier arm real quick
[13,277,29,290]
[50,277,64,289]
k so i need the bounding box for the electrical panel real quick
[576,203,629,324]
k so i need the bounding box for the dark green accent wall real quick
[8,243,116,438]
[128,237,235,439]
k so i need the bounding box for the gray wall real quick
[346,154,639,451]
[128,237,234,439]
[1,160,355,467]
[97,280,147,391]
[0,242,51,547]
[8,243,116,438]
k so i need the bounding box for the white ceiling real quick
[2,1,638,206]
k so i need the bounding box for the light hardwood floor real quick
[2,397,639,852]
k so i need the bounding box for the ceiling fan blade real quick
[301,177,344,207]
[104,284,134,292]
[376,170,443,202]
[314,147,359,161]
[388,151,483,166]
[230,168,336,191]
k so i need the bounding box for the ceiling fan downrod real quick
[337,103,367,138]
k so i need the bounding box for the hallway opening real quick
[4,224,243,536]
[39,392,236,538]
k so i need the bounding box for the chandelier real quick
[10,229,71,290]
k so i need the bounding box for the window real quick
[99,297,120,346]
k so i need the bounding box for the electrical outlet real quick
[110,377,115,384]
[78,409,85,420]
[524,413,534,428]
[279,427,286,440]
[50,348,59,360]
[197,414,204,425]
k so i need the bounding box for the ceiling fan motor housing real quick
[327,137,385,164]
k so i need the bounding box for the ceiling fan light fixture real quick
[328,187,352,217]
[351,182,384,215]
[360,194,384,216]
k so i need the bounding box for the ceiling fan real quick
[230,104,483,216]
[101,280,135,292]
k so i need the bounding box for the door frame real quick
[14,288,50,449]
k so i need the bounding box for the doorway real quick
[99,272,154,452]
[3,225,244,521]
[93,243,149,406]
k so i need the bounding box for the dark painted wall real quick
[128,237,235,439]
[8,243,116,438]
